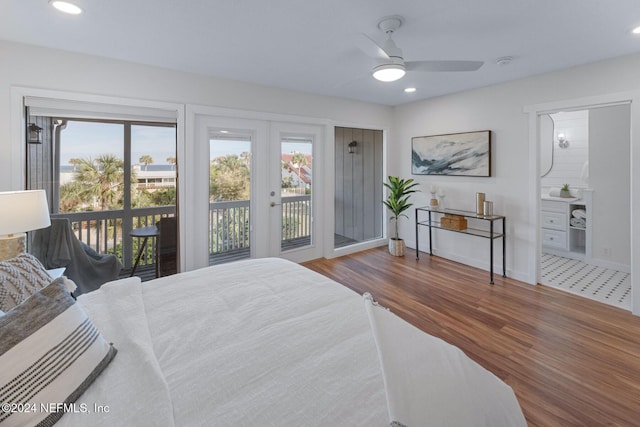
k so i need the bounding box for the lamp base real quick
[0,233,26,261]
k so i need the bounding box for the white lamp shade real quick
[0,190,51,236]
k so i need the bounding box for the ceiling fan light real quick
[49,0,83,15]
[372,63,406,82]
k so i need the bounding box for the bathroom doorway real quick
[538,104,631,310]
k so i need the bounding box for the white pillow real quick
[0,278,117,426]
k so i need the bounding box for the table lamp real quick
[0,190,51,261]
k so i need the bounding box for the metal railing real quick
[50,195,311,270]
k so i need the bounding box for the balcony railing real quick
[51,206,176,271]
[49,195,311,273]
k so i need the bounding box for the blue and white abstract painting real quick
[411,130,491,176]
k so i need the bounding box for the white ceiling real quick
[2,0,640,106]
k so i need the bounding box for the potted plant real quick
[560,183,571,198]
[383,176,420,256]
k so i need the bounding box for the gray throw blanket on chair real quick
[31,218,123,295]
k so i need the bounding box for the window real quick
[26,106,178,278]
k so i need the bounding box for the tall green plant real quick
[383,176,420,241]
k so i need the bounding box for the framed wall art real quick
[411,130,491,177]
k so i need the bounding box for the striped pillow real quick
[0,278,117,426]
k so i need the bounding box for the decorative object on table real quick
[476,192,485,215]
[383,176,420,256]
[429,185,439,207]
[560,183,572,198]
[440,214,467,230]
[483,200,494,216]
[438,188,446,209]
[0,190,51,261]
[411,130,491,176]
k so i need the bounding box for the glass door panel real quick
[130,124,178,276]
[209,131,252,265]
[280,136,313,252]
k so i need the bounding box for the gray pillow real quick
[0,277,117,426]
[0,253,52,312]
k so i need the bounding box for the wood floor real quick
[302,247,640,427]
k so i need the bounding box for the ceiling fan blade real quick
[406,60,484,72]
[354,33,390,60]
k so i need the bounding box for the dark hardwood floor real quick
[303,247,640,427]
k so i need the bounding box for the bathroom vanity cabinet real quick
[541,197,590,260]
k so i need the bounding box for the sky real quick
[59,120,312,165]
[210,140,312,159]
[59,121,176,165]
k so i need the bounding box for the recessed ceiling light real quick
[49,0,83,15]
[404,87,416,93]
[219,130,230,134]
[632,26,640,35]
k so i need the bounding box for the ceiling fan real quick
[356,15,484,82]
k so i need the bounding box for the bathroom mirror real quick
[540,114,553,177]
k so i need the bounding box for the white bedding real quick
[61,258,387,426]
[56,257,525,426]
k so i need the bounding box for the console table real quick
[415,206,506,284]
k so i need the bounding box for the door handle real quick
[270,202,281,207]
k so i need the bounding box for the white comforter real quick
[58,257,525,427]
[61,258,387,426]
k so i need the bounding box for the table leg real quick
[502,217,507,278]
[415,209,419,259]
[428,211,433,256]
[130,236,149,277]
[490,220,494,284]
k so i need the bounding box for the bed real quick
[1,256,526,426]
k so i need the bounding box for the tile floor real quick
[540,253,631,310]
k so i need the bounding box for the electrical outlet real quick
[603,247,612,257]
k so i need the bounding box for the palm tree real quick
[239,151,251,166]
[74,154,125,210]
[139,154,154,171]
[290,152,308,193]
[166,156,176,170]
[59,181,86,212]
[69,158,82,172]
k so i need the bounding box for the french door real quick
[192,114,322,269]
[268,122,323,262]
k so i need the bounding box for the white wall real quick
[0,39,392,272]
[0,39,392,189]
[589,104,631,269]
[393,52,640,295]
